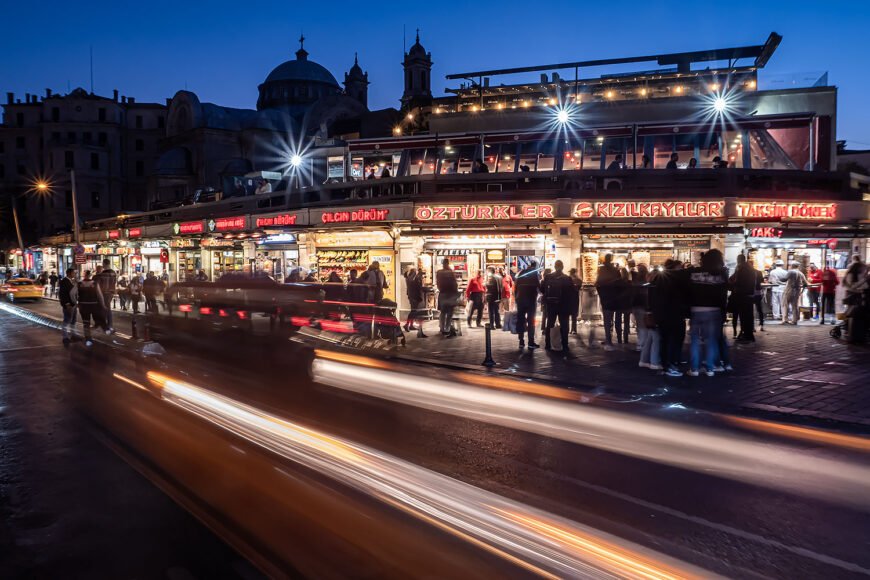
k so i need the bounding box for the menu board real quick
[581,252,598,285]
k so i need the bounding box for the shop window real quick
[517,140,556,172]
[583,138,603,169]
[350,156,365,180]
[406,148,435,176]
[438,145,475,174]
[754,127,807,170]
[603,137,630,169]
[562,139,583,171]
[483,144,517,173]
[362,154,396,178]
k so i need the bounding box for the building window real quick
[51,131,60,142]
[136,160,144,177]
[0,164,4,178]
[98,108,106,122]
[157,116,165,129]
[17,164,26,175]
[52,107,60,122]
[135,115,143,129]
[65,190,72,207]
[98,132,107,145]
[90,152,99,170]
[67,131,76,144]
[91,191,100,208]
[65,151,74,168]
[16,136,25,149]
[16,113,23,126]
[135,139,144,151]
[83,132,92,143]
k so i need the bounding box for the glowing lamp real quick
[290,154,303,167]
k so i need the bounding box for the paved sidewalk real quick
[401,318,870,431]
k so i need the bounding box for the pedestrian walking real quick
[595,254,625,351]
[117,274,129,311]
[768,261,788,320]
[143,272,161,313]
[686,250,729,376]
[514,260,541,351]
[807,263,822,320]
[568,268,581,334]
[465,270,486,328]
[730,254,757,342]
[77,270,106,347]
[752,260,765,331]
[819,263,839,325]
[128,273,143,314]
[435,259,459,337]
[403,268,427,338]
[649,259,688,376]
[485,267,503,328]
[541,260,574,356]
[359,261,388,304]
[49,270,59,298]
[782,262,808,324]
[59,268,78,344]
[93,258,118,333]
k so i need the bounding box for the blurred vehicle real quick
[2,278,44,302]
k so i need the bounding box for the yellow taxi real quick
[2,278,44,302]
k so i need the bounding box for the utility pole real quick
[70,169,80,244]
[11,199,25,272]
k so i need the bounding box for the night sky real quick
[2,1,868,147]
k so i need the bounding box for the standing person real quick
[435,259,459,337]
[76,270,105,347]
[143,272,160,313]
[638,269,662,371]
[539,268,551,332]
[117,273,129,311]
[730,254,757,342]
[345,269,368,303]
[195,269,209,282]
[568,267,582,334]
[49,270,59,298]
[685,250,729,376]
[128,273,143,314]
[403,268,427,338]
[93,258,118,333]
[485,266,503,329]
[541,260,573,356]
[499,267,513,314]
[752,259,765,332]
[630,264,650,352]
[665,152,679,169]
[806,263,823,320]
[465,270,486,328]
[595,254,623,351]
[650,259,688,377]
[324,271,344,301]
[820,262,840,325]
[514,260,541,351]
[768,261,789,321]
[359,261,388,304]
[58,268,78,344]
[782,262,808,325]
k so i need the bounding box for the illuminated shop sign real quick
[321,208,390,223]
[172,221,204,235]
[106,230,121,240]
[126,227,142,238]
[208,216,246,232]
[736,202,837,220]
[573,201,725,219]
[255,213,298,228]
[748,227,783,238]
[414,204,555,221]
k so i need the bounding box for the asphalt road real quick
[3,300,870,578]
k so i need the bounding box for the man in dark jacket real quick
[93,258,118,333]
[77,270,105,346]
[595,254,624,350]
[649,259,689,376]
[359,261,388,304]
[404,268,427,337]
[730,254,757,342]
[435,259,459,336]
[685,250,729,376]
[541,260,575,355]
[514,260,541,350]
[485,267,503,329]
[59,268,78,343]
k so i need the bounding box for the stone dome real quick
[257,37,343,110]
[265,56,339,87]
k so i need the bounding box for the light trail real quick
[722,416,870,453]
[310,358,870,509]
[143,371,710,578]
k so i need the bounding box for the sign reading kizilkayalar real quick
[573,201,725,219]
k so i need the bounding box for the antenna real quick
[89,45,94,93]
[403,24,406,54]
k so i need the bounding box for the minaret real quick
[344,52,369,108]
[401,29,432,109]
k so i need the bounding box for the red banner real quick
[255,213,298,228]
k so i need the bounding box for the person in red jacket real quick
[499,267,513,312]
[820,265,839,325]
[465,271,486,328]
[806,263,823,320]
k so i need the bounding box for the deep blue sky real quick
[2,1,868,146]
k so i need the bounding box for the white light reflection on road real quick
[146,371,708,579]
[311,358,870,509]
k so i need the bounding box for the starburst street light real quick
[290,153,303,168]
[556,109,570,124]
[713,96,727,113]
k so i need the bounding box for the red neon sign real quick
[175,221,204,235]
[736,202,837,220]
[127,227,142,238]
[322,208,390,223]
[749,227,782,238]
[211,216,246,232]
[107,229,121,239]
[573,201,724,219]
[414,204,554,221]
[255,213,298,228]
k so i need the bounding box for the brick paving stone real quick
[402,318,870,431]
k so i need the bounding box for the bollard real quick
[131,316,139,340]
[481,323,496,367]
